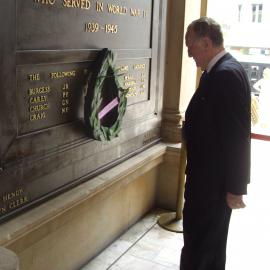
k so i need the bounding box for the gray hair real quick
[188,17,224,47]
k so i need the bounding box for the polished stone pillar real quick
[161,0,202,143]
[159,0,206,231]
[161,0,186,143]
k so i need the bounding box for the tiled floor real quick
[81,139,270,270]
[80,209,182,270]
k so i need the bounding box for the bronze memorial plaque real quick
[0,0,166,222]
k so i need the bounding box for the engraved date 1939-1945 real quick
[85,22,118,34]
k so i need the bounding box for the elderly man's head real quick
[185,17,224,70]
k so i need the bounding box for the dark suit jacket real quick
[184,53,251,202]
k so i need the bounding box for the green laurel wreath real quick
[84,49,128,141]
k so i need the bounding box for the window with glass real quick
[252,4,263,23]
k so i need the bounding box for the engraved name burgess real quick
[29,86,51,95]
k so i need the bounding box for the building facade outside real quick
[208,0,270,134]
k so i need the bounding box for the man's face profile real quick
[185,27,208,70]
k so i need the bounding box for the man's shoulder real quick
[214,54,244,75]
[211,54,250,92]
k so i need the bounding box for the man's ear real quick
[202,37,211,50]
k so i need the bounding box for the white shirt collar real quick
[206,50,227,73]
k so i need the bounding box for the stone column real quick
[161,0,205,143]
[159,0,205,224]
[161,0,186,143]
[0,247,19,270]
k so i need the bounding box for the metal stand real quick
[158,142,186,233]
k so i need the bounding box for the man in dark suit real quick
[180,17,251,270]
